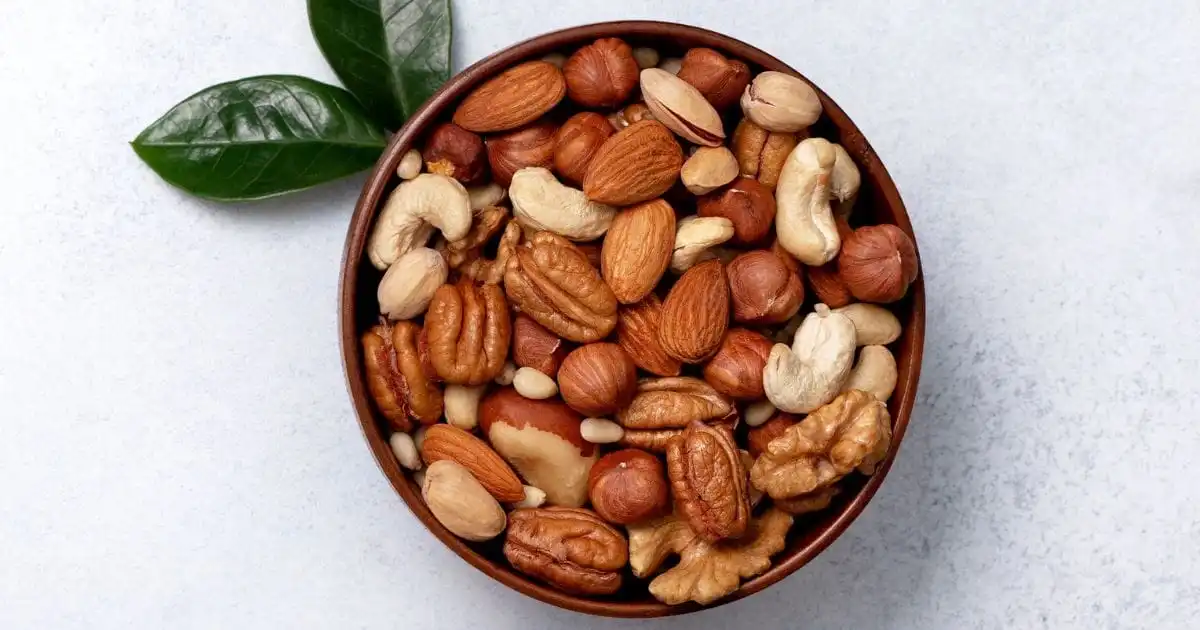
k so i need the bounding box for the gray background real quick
[2,1,1198,628]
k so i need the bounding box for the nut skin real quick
[563,38,640,108]
[419,424,526,503]
[676,47,752,110]
[504,232,618,343]
[453,60,566,133]
[807,263,854,308]
[658,259,730,364]
[732,119,797,190]
[746,412,799,458]
[616,295,683,377]
[361,321,443,432]
[422,123,488,184]
[697,177,777,246]
[478,387,598,507]
[601,198,676,304]
[486,119,558,186]
[504,507,628,595]
[838,224,919,303]
[667,421,751,542]
[726,250,805,325]
[425,280,512,385]
[553,112,614,184]
[608,102,656,130]
[557,343,638,417]
[583,120,684,207]
[703,328,774,400]
[512,313,571,377]
[587,450,670,525]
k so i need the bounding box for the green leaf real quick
[308,0,452,130]
[131,75,388,201]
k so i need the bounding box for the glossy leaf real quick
[308,0,452,130]
[131,75,388,201]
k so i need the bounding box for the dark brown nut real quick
[727,250,805,325]
[361,321,443,432]
[806,262,854,308]
[504,507,628,595]
[554,112,614,184]
[703,328,774,400]
[486,119,558,186]
[750,390,892,501]
[557,343,638,416]
[676,47,751,110]
[746,411,799,458]
[422,123,487,184]
[425,280,512,385]
[504,232,618,343]
[443,206,509,269]
[731,119,797,190]
[587,449,670,525]
[658,259,729,363]
[608,102,656,130]
[616,377,733,430]
[457,220,521,285]
[563,38,640,108]
[616,295,683,377]
[838,225,920,303]
[697,177,777,246]
[667,421,751,542]
[512,313,571,377]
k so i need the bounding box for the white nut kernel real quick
[376,247,448,320]
[843,345,898,402]
[509,167,616,241]
[444,384,487,431]
[658,57,683,75]
[494,361,518,386]
[396,149,423,180]
[580,418,625,444]
[834,303,901,346]
[513,367,558,399]
[763,303,856,413]
[776,138,855,265]
[467,182,508,212]
[421,460,506,541]
[412,425,430,452]
[513,485,547,509]
[671,215,735,273]
[367,173,472,270]
[633,47,660,69]
[740,71,822,133]
[743,400,777,428]
[389,432,422,470]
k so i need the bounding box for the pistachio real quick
[639,68,725,147]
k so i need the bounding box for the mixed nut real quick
[362,38,918,607]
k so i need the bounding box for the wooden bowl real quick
[338,20,924,618]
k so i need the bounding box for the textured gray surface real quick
[2,1,1199,628]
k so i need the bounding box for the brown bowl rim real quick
[338,19,925,618]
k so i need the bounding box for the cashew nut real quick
[831,143,861,218]
[468,182,507,212]
[513,366,558,399]
[842,345,898,402]
[834,303,901,346]
[444,384,487,431]
[389,431,421,470]
[367,174,472,270]
[377,247,448,320]
[509,167,616,241]
[763,304,856,413]
[670,216,734,273]
[776,138,856,266]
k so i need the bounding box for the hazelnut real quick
[838,225,919,303]
[608,103,655,131]
[564,38,640,108]
[513,313,571,377]
[746,412,799,458]
[770,237,802,276]
[554,112,614,184]
[726,250,804,325]
[557,343,638,416]
[697,177,776,246]
[422,122,487,184]
[806,262,854,308]
[702,328,773,400]
[676,47,752,110]
[587,449,670,525]
[732,119,797,190]
[485,119,557,186]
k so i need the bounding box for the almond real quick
[420,424,526,503]
[583,120,683,206]
[453,61,567,133]
[601,199,676,304]
[657,259,729,363]
[616,295,683,377]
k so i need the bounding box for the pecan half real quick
[666,421,751,542]
[361,321,443,432]
[616,377,733,430]
[504,231,618,343]
[425,280,512,385]
[504,507,628,595]
[750,390,892,502]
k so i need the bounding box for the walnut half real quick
[627,509,793,605]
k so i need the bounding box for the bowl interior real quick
[339,20,925,618]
